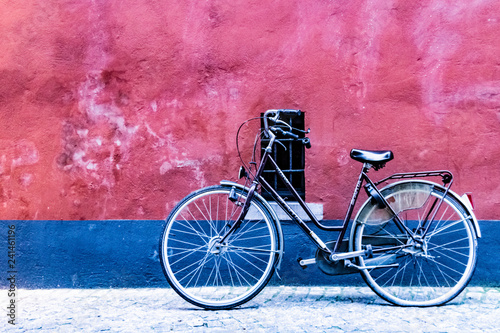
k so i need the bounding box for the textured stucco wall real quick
[1,0,499,220]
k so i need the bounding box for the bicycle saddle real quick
[350,149,394,166]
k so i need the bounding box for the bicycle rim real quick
[160,186,278,309]
[353,181,477,306]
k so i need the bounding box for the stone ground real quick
[2,286,499,332]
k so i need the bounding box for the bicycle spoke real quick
[230,248,270,265]
[193,202,218,236]
[168,237,206,248]
[167,246,206,253]
[426,227,466,238]
[232,251,266,277]
[225,255,236,287]
[426,257,459,286]
[226,253,246,287]
[170,227,210,242]
[427,241,470,259]
[429,247,469,268]
[168,244,207,266]
[226,245,277,254]
[213,257,224,288]
[377,257,411,287]
[425,254,464,276]
[427,218,468,239]
[178,213,211,242]
[372,225,408,247]
[231,219,266,242]
[415,258,431,289]
[187,254,211,288]
[222,252,253,286]
[231,234,272,242]
[426,202,451,235]
[427,236,470,252]
[177,254,210,284]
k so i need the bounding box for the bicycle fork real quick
[218,146,272,245]
[217,181,258,245]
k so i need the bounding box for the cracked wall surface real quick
[0,0,499,220]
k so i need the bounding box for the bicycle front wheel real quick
[352,181,478,306]
[160,185,278,310]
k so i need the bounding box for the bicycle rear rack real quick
[374,170,453,187]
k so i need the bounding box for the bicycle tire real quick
[160,185,279,310]
[352,180,478,306]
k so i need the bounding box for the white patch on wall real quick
[59,72,139,200]
[150,100,158,112]
[11,140,40,168]
[19,173,34,187]
[336,148,350,167]
[0,139,40,176]
[159,157,222,189]
[0,139,40,212]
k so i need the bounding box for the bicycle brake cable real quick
[236,117,264,180]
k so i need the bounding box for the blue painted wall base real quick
[1,220,498,289]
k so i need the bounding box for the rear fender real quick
[457,192,481,238]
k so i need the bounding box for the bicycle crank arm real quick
[329,245,372,262]
[298,258,316,268]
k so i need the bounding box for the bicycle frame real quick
[221,115,455,260]
[256,152,433,256]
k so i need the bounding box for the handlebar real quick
[272,126,299,140]
[279,109,302,117]
[263,109,311,149]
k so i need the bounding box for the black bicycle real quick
[160,109,481,310]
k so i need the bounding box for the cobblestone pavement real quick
[2,286,499,332]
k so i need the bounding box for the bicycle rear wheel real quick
[352,181,478,306]
[160,185,278,310]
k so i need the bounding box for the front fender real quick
[220,180,284,270]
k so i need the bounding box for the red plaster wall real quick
[1,0,499,220]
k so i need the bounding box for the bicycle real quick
[160,109,481,310]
